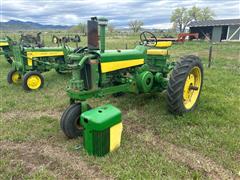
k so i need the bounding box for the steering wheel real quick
[140,31,157,47]
[74,46,88,53]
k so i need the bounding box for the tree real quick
[171,22,177,33]
[170,7,191,32]
[108,24,115,33]
[69,23,87,34]
[128,20,144,33]
[188,6,202,21]
[171,6,215,32]
[200,7,215,21]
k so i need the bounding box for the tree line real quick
[70,6,215,34]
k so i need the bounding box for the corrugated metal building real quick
[188,19,240,42]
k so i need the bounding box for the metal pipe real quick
[98,18,108,53]
[78,54,95,68]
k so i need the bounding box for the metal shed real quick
[188,19,240,42]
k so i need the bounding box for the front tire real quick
[60,103,91,138]
[7,69,22,84]
[167,55,203,115]
[22,71,44,91]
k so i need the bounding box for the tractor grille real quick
[92,129,110,156]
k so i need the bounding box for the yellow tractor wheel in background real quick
[167,55,203,115]
[7,69,22,84]
[22,71,44,91]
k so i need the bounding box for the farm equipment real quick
[0,38,13,64]
[52,34,81,47]
[60,17,203,139]
[1,33,44,64]
[7,39,77,91]
[19,32,44,48]
[152,33,199,43]
[177,33,199,43]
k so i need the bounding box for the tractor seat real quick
[155,41,172,48]
[147,49,169,56]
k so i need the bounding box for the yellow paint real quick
[0,42,9,46]
[12,71,21,84]
[27,75,42,90]
[147,49,168,56]
[28,59,33,66]
[183,66,201,109]
[27,51,64,58]
[26,51,64,66]
[101,59,144,73]
[156,41,172,48]
[110,122,123,152]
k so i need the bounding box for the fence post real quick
[208,44,213,68]
[125,43,128,49]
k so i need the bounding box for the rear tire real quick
[167,55,203,115]
[60,103,91,138]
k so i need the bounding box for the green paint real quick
[98,17,108,53]
[10,44,75,76]
[99,45,147,63]
[0,38,13,63]
[66,17,174,102]
[81,104,121,156]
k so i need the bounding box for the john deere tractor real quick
[0,37,13,64]
[1,33,44,64]
[60,17,203,138]
[6,35,81,91]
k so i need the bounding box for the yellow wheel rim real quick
[12,72,21,84]
[27,75,42,90]
[183,66,201,109]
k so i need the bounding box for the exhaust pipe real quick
[98,17,108,53]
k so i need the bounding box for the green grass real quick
[0,35,239,179]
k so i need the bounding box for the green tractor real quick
[6,35,81,91]
[60,17,203,138]
[0,37,14,64]
[1,33,44,64]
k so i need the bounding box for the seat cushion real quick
[155,41,172,48]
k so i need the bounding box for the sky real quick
[0,0,239,28]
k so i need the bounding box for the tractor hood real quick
[23,46,74,52]
[97,45,147,63]
[95,45,147,73]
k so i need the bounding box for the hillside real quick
[0,20,71,31]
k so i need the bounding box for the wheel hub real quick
[183,67,201,109]
[27,75,41,89]
[12,72,21,83]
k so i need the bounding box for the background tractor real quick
[60,17,204,138]
[1,33,45,64]
[0,37,14,64]
[6,34,81,91]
